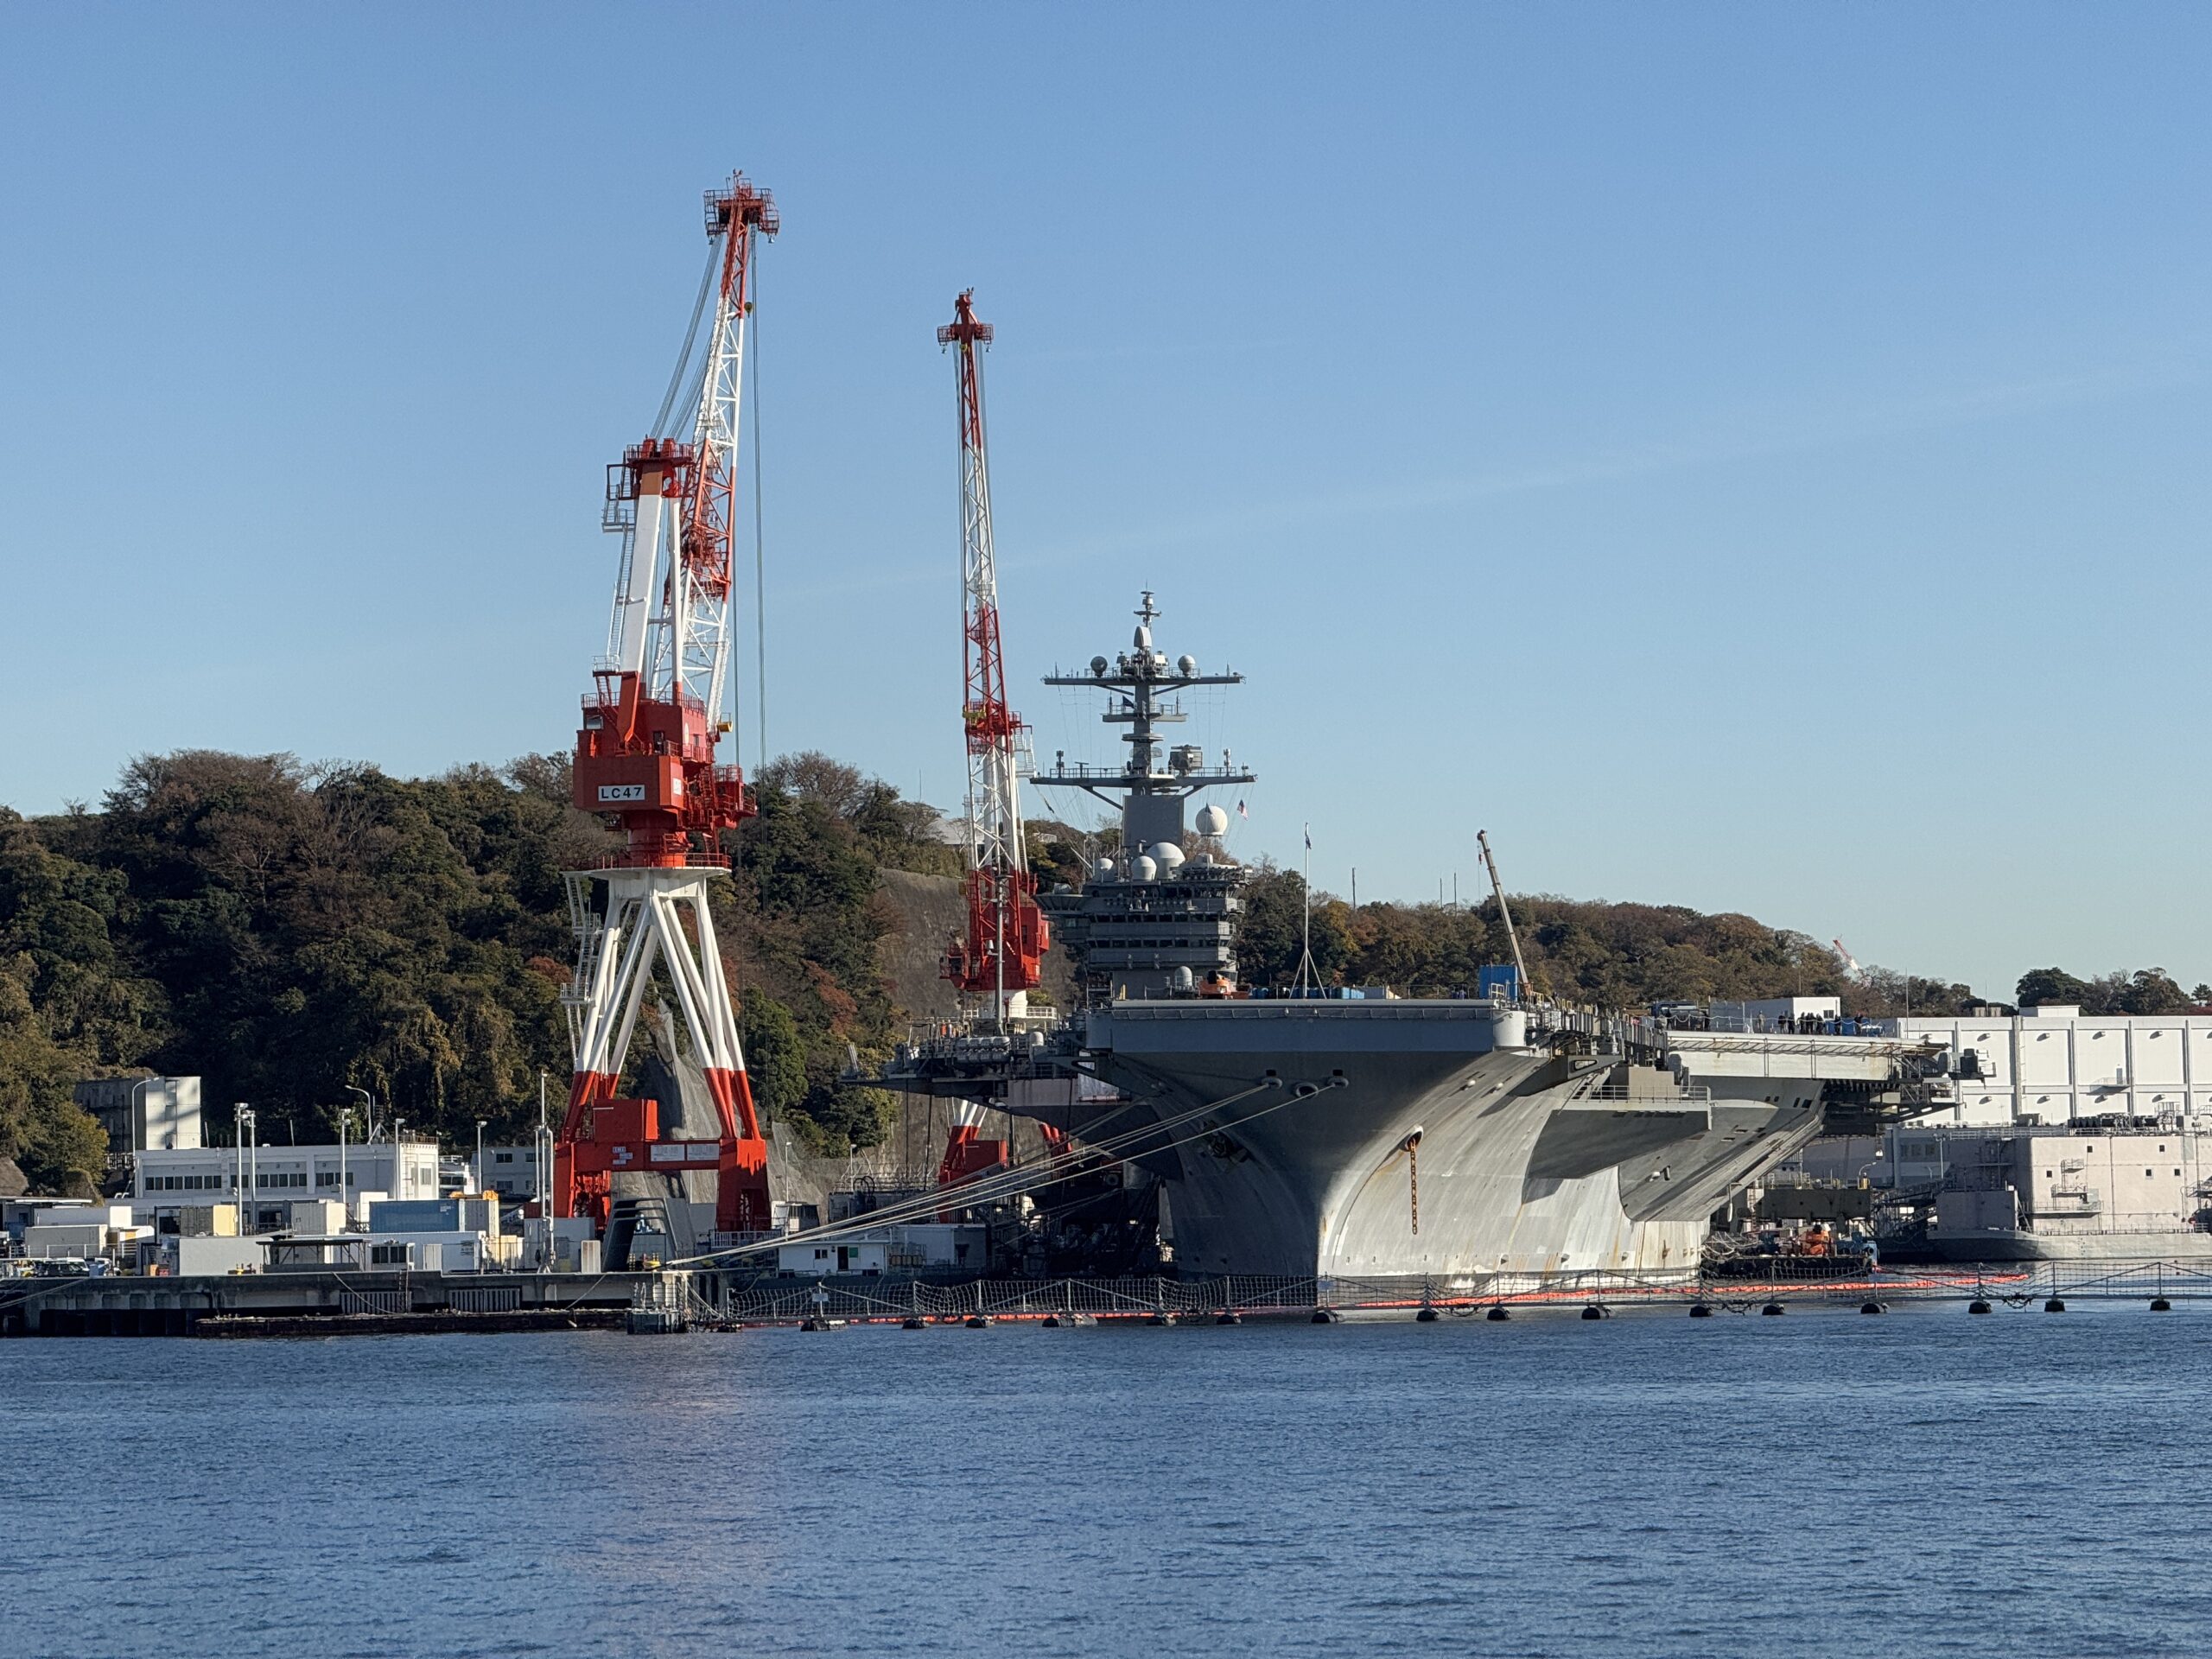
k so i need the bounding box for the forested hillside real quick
[3,748,2195,1194]
[0,749,947,1190]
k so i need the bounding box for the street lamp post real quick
[125,1077,153,1196]
[342,1084,378,1147]
[233,1104,257,1236]
[474,1120,487,1195]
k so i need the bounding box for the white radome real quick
[1194,804,1230,837]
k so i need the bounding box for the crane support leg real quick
[556,865,770,1238]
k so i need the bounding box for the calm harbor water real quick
[8,1304,2210,1658]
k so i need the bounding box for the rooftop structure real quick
[1877,1007,2212,1127]
[73,1077,201,1153]
[135,1141,439,1233]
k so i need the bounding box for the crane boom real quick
[934,289,1050,1198]
[938,290,1048,1027]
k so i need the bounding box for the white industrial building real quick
[73,1076,202,1151]
[133,1141,440,1232]
[1878,1005,2212,1127]
[776,1224,985,1277]
[480,1143,543,1202]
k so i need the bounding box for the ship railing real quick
[1571,1084,1714,1105]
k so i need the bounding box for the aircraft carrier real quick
[892,594,1959,1287]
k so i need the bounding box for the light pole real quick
[234,1105,257,1235]
[535,1071,555,1272]
[336,1107,351,1224]
[126,1077,153,1195]
[343,1084,375,1143]
[474,1119,487,1195]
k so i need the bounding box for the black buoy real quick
[1581,1304,1606,1320]
[799,1318,823,1332]
[1484,1305,1510,1322]
[1216,1311,1243,1325]
[1688,1303,1714,1318]
[1311,1307,1339,1324]
[1147,1312,1171,1325]
[1859,1300,1885,1315]
[1039,1315,1062,1328]
[965,1314,991,1329]
[2044,1297,2068,1313]
[902,1316,927,1330]
[1416,1306,1442,1323]
[2152,1297,2173,1313]
[1968,1300,1993,1315]
[1761,1302,1785,1316]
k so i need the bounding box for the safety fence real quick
[448,1287,522,1313]
[688,1256,2212,1325]
[338,1288,406,1316]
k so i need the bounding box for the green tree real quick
[738,994,810,1122]
[2114,969,2190,1016]
[1236,866,1353,988]
[2016,967,2093,1009]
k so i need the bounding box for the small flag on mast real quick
[1303,824,1312,850]
[1236,800,1248,820]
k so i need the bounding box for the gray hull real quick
[1918,1230,2212,1264]
[1014,1001,1851,1283]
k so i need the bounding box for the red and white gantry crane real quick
[554,174,778,1238]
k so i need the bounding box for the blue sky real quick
[3,4,2209,999]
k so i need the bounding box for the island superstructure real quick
[893,594,1961,1285]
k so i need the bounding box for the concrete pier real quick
[0,1269,652,1337]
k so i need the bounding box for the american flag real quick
[1236,800,1248,820]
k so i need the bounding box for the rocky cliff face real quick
[874,868,1075,1022]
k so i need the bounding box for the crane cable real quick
[679,1073,1348,1265]
[651,241,719,440]
[750,256,767,769]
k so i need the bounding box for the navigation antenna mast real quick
[555,172,779,1240]
[938,289,1048,1031]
